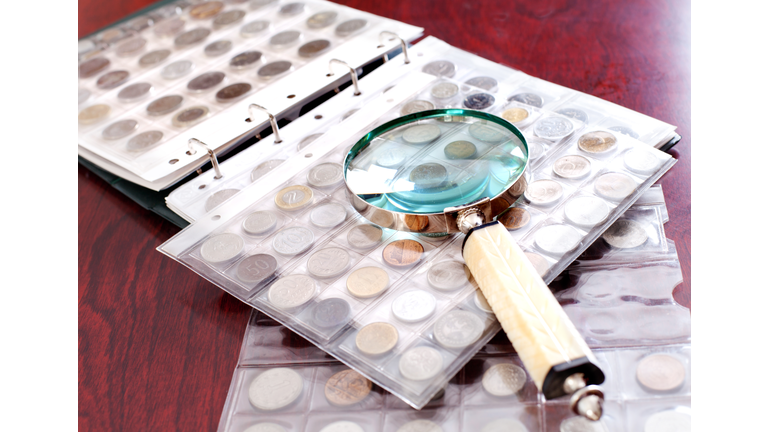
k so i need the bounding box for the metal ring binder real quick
[379,31,410,64]
[248,103,282,144]
[328,59,361,96]
[188,138,223,180]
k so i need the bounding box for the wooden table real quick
[78,1,691,430]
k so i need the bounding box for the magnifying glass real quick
[343,109,606,420]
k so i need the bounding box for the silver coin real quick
[399,346,443,381]
[463,93,495,110]
[79,56,110,78]
[482,363,526,396]
[240,20,270,37]
[268,275,316,309]
[279,2,304,15]
[272,226,314,255]
[624,148,660,174]
[534,116,574,139]
[115,36,147,57]
[307,247,350,279]
[481,419,529,432]
[79,88,90,104]
[594,172,636,201]
[335,18,367,37]
[465,76,498,91]
[297,133,324,150]
[146,95,183,116]
[248,367,304,410]
[319,422,364,432]
[347,224,382,249]
[307,163,343,188]
[244,423,287,432]
[127,16,153,32]
[430,82,459,99]
[427,261,470,291]
[96,70,130,89]
[468,122,505,142]
[298,39,331,58]
[200,232,244,263]
[410,163,447,189]
[397,420,443,432]
[237,254,278,284]
[509,92,543,107]
[204,40,233,56]
[609,125,640,139]
[403,124,441,144]
[213,9,246,28]
[187,71,226,92]
[251,159,285,182]
[602,219,648,248]
[258,61,292,79]
[154,17,185,37]
[312,298,350,328]
[117,82,153,102]
[434,310,484,349]
[102,119,138,140]
[534,224,582,255]
[310,203,346,228]
[139,49,171,67]
[216,83,251,103]
[204,188,240,211]
[230,51,263,69]
[474,290,493,313]
[173,105,209,127]
[553,154,591,179]
[524,179,563,205]
[400,100,435,116]
[376,148,406,167]
[161,60,194,79]
[564,196,610,227]
[174,28,211,48]
[422,60,456,78]
[242,211,278,235]
[249,0,277,10]
[392,290,436,323]
[559,416,608,432]
[527,139,543,160]
[556,108,589,123]
[126,130,163,151]
[269,30,301,48]
[643,410,691,432]
[307,10,337,28]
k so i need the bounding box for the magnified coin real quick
[213,9,245,28]
[115,36,146,57]
[79,57,110,78]
[307,10,337,28]
[382,239,424,268]
[609,125,639,139]
[346,266,389,298]
[237,254,277,284]
[308,247,351,279]
[274,185,313,210]
[356,322,398,356]
[428,260,471,291]
[399,347,443,381]
[578,131,617,154]
[534,224,582,255]
[204,188,240,212]
[230,51,263,70]
[102,119,138,140]
[298,39,331,58]
[190,1,224,19]
[397,420,443,432]
[242,211,277,235]
[78,104,111,124]
[298,133,324,150]
[347,224,383,249]
[498,207,531,230]
[410,163,447,189]
[444,140,476,159]
[325,369,371,406]
[126,130,163,151]
[636,353,686,392]
[501,107,530,124]
[174,28,211,48]
[376,148,406,167]
[553,154,592,179]
[248,367,303,410]
[624,147,660,174]
[154,17,185,37]
[400,100,435,116]
[463,93,495,110]
[200,232,244,263]
[594,172,636,201]
[270,30,301,48]
[422,60,456,78]
[251,159,284,182]
[162,60,194,79]
[258,61,293,79]
[508,92,543,108]
[204,40,233,57]
[312,298,350,328]
[118,82,153,102]
[310,203,346,228]
[482,363,526,396]
[146,94,183,116]
[534,116,574,140]
[468,122,505,142]
[244,423,286,432]
[564,196,610,227]
[556,108,589,123]
[434,310,484,349]
[602,219,648,248]
[240,20,271,37]
[307,163,343,188]
[643,410,691,432]
[335,18,367,36]
[466,76,498,91]
[216,83,251,102]
[391,290,436,323]
[249,0,277,10]
[320,422,364,432]
[430,82,458,99]
[525,179,563,206]
[474,290,493,313]
[269,274,316,309]
[272,226,314,255]
[79,89,90,104]
[525,252,550,277]
[139,49,171,67]
[403,124,441,144]
[96,70,130,89]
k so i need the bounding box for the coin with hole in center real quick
[127,130,163,151]
[594,172,636,201]
[298,39,331,58]
[102,119,138,140]
[96,70,130,89]
[204,188,240,212]
[248,367,303,410]
[553,154,591,179]
[346,266,389,299]
[174,28,211,48]
[463,92,495,110]
[118,82,153,102]
[335,18,367,36]
[428,260,471,291]
[509,92,543,107]
[534,224,581,255]
[258,61,292,79]
[268,274,315,309]
[498,207,531,230]
[400,99,435,116]
[444,140,476,159]
[79,104,111,124]
[308,247,351,279]
[403,124,441,144]
[525,179,563,206]
[310,203,346,228]
[162,60,194,79]
[399,347,443,381]
[382,239,424,268]
[312,298,350,328]
[275,185,313,210]
[307,10,337,28]
[324,369,371,406]
[251,159,284,182]
[146,95,183,116]
[237,254,277,284]
[602,219,648,249]
[466,76,498,91]
[173,106,209,127]
[578,131,617,154]
[564,196,610,227]
[200,232,244,263]
[434,310,484,349]
[356,322,398,356]
[190,1,224,19]
[307,163,343,188]
[242,211,277,235]
[347,224,383,250]
[636,353,686,392]
[397,420,443,432]
[241,19,271,37]
[430,82,458,99]
[79,57,110,78]
[482,363,527,396]
[216,83,251,102]
[272,226,314,255]
[422,60,456,78]
[392,290,436,323]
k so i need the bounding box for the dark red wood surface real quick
[78,1,691,430]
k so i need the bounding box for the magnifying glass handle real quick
[463,221,606,420]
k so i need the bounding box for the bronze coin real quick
[578,131,617,153]
[216,83,252,102]
[187,71,226,91]
[324,369,372,406]
[404,214,429,232]
[189,1,224,19]
[298,39,331,58]
[382,239,424,268]
[146,95,184,116]
[78,104,111,125]
[96,70,130,89]
[498,207,531,230]
[79,57,110,78]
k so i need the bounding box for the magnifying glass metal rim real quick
[343,108,530,235]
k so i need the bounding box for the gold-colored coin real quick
[501,107,529,123]
[578,131,617,153]
[355,322,398,356]
[443,140,477,160]
[382,239,424,268]
[404,214,429,231]
[78,104,111,124]
[274,185,313,210]
[347,266,389,299]
[324,369,372,406]
[190,1,224,19]
[498,207,531,230]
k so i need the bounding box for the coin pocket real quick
[234,366,314,415]
[617,346,691,399]
[382,339,456,395]
[307,365,384,411]
[460,355,539,406]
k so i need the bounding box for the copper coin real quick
[213,9,246,29]
[146,95,183,116]
[324,369,372,406]
[216,83,251,102]
[174,28,211,48]
[79,57,110,78]
[172,105,209,127]
[578,131,617,154]
[498,207,531,230]
[404,214,429,231]
[139,49,171,67]
[636,354,686,392]
[230,50,263,69]
[189,1,224,19]
[96,70,130,89]
[78,104,111,124]
[187,71,226,91]
[382,239,424,268]
[298,39,331,58]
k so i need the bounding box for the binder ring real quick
[379,31,410,64]
[249,103,282,144]
[188,138,223,179]
[328,59,361,96]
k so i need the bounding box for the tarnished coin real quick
[466,76,498,91]
[556,108,589,123]
[624,147,660,174]
[356,322,398,356]
[270,30,301,48]
[392,290,436,323]
[481,419,529,432]
[79,89,90,104]
[564,196,610,227]
[146,94,183,116]
[200,232,244,263]
[463,92,495,110]
[78,104,111,125]
[346,266,389,298]
[279,2,305,16]
[272,226,314,255]
[444,140,476,159]
[258,61,293,79]
[173,106,209,127]
[410,163,447,189]
[602,219,648,249]
[609,125,639,139]
[115,36,146,57]
[190,1,224,19]
[274,185,313,210]
[102,119,138,140]
[230,50,263,69]
[244,423,287,432]
[508,92,543,108]
[204,40,233,57]
[397,420,443,432]
[525,179,563,205]
[298,133,324,150]
[96,70,130,89]
[139,49,171,67]
[501,107,530,124]
[248,367,303,410]
[403,124,441,144]
[174,28,211,48]
[298,39,331,58]
[376,148,406,167]
[307,11,337,28]
[428,260,471,291]
[335,19,367,36]
[242,211,278,235]
[474,290,493,313]
[312,298,350,328]
[482,363,526,396]
[325,369,372,406]
[216,83,251,102]
[237,254,278,284]
[399,347,443,381]
[636,353,686,392]
[213,9,245,28]
[525,252,550,277]
[422,60,456,78]
[204,188,240,211]
[320,422,364,432]
[559,416,608,432]
[643,410,691,432]
[250,159,284,182]
[383,239,424,267]
[434,310,484,349]
[468,122,505,142]
[249,0,278,10]
[594,172,636,201]
[161,60,194,79]
[535,116,574,139]
[534,224,582,255]
[307,163,344,188]
[347,224,383,249]
[268,274,316,309]
[154,17,185,37]
[498,207,531,230]
[553,154,592,179]
[400,100,435,116]
[430,82,459,99]
[126,130,163,151]
[578,131,617,153]
[118,82,153,102]
[310,203,346,228]
[240,20,271,37]
[308,247,351,279]
[79,57,110,78]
